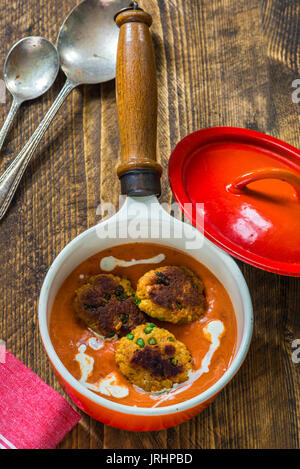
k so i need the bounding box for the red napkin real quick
[0,348,81,449]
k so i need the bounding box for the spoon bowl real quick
[0,36,59,154]
[0,0,128,220]
[4,36,59,102]
[58,0,122,84]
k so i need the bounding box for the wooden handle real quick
[115,5,162,196]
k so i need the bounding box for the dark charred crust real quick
[131,346,183,378]
[79,275,118,308]
[155,271,170,286]
[74,275,146,337]
[114,285,124,295]
[148,266,205,311]
[164,345,175,356]
[77,297,146,337]
[120,313,129,324]
[93,275,119,296]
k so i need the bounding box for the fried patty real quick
[135,266,206,324]
[73,274,146,338]
[115,323,193,392]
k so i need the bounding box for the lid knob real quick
[228,168,300,200]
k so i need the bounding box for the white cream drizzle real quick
[151,320,225,407]
[201,320,225,373]
[92,374,129,398]
[75,344,94,384]
[74,344,129,398]
[87,327,107,341]
[88,337,104,351]
[100,254,166,272]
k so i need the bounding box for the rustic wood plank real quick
[0,0,299,449]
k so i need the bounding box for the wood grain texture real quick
[0,0,299,449]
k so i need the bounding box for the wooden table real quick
[0,0,299,449]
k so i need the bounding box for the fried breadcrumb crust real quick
[115,324,193,392]
[73,274,146,338]
[135,266,206,324]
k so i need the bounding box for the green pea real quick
[134,297,141,306]
[126,333,134,340]
[144,326,153,334]
[148,338,157,345]
[149,323,156,329]
[170,358,178,366]
[176,302,182,310]
[136,338,145,348]
[169,337,175,342]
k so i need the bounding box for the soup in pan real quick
[50,243,237,408]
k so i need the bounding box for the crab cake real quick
[73,274,146,338]
[135,266,206,324]
[115,323,193,392]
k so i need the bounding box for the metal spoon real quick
[0,36,59,153]
[0,0,128,220]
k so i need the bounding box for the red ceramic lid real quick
[169,127,300,276]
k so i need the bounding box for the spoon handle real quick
[0,79,75,220]
[0,98,21,153]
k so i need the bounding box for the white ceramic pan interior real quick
[39,196,253,416]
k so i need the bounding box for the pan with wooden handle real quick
[38,2,252,431]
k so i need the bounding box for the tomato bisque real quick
[49,243,237,408]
